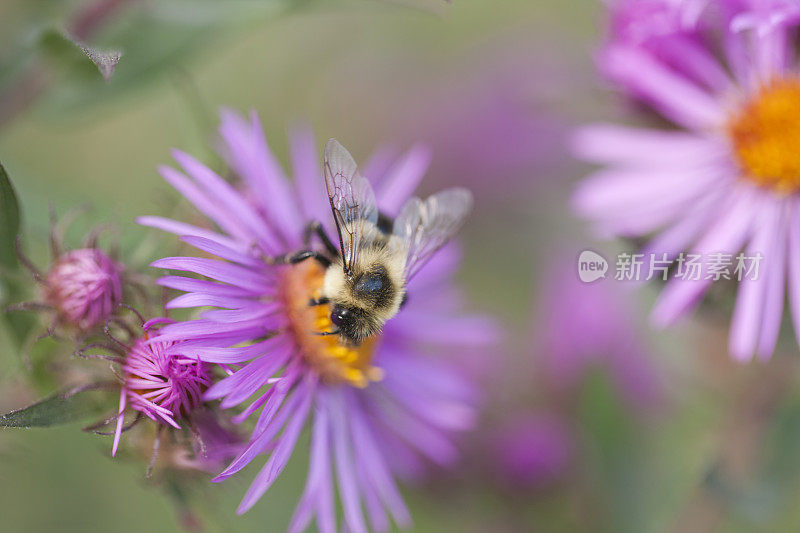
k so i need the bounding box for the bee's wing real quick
[393,188,473,281]
[324,139,378,274]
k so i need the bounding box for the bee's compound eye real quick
[330,305,351,328]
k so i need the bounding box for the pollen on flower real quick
[281,260,383,388]
[727,77,800,193]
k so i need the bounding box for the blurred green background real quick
[4,0,800,532]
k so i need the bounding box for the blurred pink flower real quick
[539,256,662,411]
[323,32,573,201]
[489,413,572,490]
[574,0,800,360]
[401,79,565,198]
[608,0,707,44]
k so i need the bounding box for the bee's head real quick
[329,303,353,329]
[330,303,377,344]
[322,261,400,345]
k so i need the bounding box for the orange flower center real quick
[727,78,800,194]
[280,260,383,388]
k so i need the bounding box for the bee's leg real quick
[308,296,330,307]
[274,250,332,268]
[303,221,338,257]
[291,250,332,268]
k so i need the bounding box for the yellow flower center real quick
[727,77,800,194]
[281,260,383,388]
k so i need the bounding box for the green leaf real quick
[0,385,110,428]
[0,161,20,269]
[0,161,37,348]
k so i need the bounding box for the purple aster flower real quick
[489,413,572,490]
[111,317,213,456]
[138,109,496,531]
[573,0,800,360]
[76,315,212,455]
[76,315,239,478]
